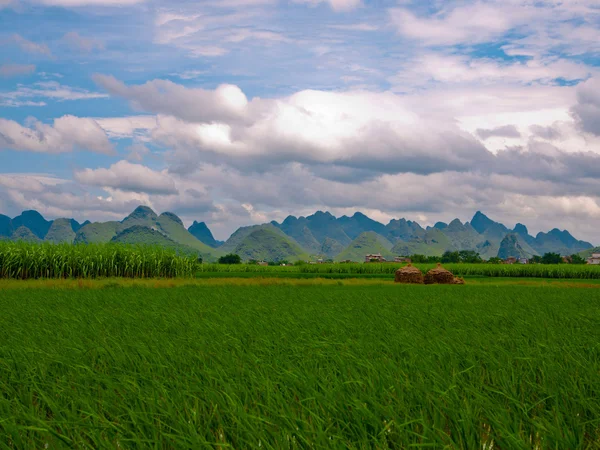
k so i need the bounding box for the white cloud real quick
[0,64,35,78]
[9,34,52,56]
[293,0,362,12]
[93,75,249,123]
[390,54,592,90]
[62,31,104,52]
[95,115,157,139]
[34,0,145,6]
[328,23,378,31]
[75,160,178,195]
[0,81,109,106]
[0,115,114,154]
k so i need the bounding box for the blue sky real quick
[1,0,600,241]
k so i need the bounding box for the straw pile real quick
[452,277,465,285]
[424,263,455,285]
[394,263,424,284]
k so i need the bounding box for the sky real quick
[1,0,600,242]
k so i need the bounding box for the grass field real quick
[1,284,599,448]
[200,262,600,279]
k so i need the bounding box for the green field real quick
[1,284,599,448]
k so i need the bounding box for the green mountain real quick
[442,219,485,250]
[335,232,394,262]
[273,211,352,252]
[579,247,600,259]
[11,226,42,243]
[111,225,198,255]
[0,214,13,237]
[117,205,158,233]
[320,237,345,259]
[391,228,453,257]
[75,221,120,244]
[385,218,425,242]
[497,233,536,259]
[45,218,77,244]
[11,210,52,239]
[220,226,309,262]
[156,213,214,255]
[533,229,592,256]
[337,212,387,240]
[1,207,595,260]
[188,221,222,248]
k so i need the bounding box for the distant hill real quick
[497,233,536,259]
[0,214,13,237]
[188,221,223,248]
[219,225,308,262]
[391,228,453,257]
[111,225,199,256]
[45,218,77,244]
[11,226,41,243]
[335,232,394,262]
[0,206,595,260]
[75,221,120,244]
[12,210,52,240]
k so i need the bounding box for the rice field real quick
[201,262,600,279]
[0,242,197,279]
[1,284,599,448]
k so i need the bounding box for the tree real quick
[218,253,241,264]
[441,251,460,263]
[459,250,482,263]
[541,252,563,264]
[570,254,587,265]
[530,255,542,264]
[487,257,503,264]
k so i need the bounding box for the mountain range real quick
[0,207,594,262]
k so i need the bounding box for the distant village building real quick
[504,257,517,264]
[365,254,386,262]
[394,257,411,263]
[587,253,600,265]
[258,261,268,266]
[518,258,529,264]
[562,256,573,264]
[317,258,324,264]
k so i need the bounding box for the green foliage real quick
[0,286,598,447]
[410,254,441,263]
[570,253,587,265]
[487,257,503,264]
[542,252,563,264]
[458,250,483,263]
[218,253,242,264]
[441,251,460,263]
[0,242,197,279]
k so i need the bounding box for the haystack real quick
[424,263,455,284]
[394,263,424,284]
[452,277,465,285]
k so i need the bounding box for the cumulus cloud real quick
[0,64,35,78]
[93,75,249,123]
[74,160,178,195]
[0,115,114,154]
[571,78,600,136]
[476,125,521,140]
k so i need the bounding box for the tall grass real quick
[199,262,600,278]
[0,242,197,279]
[0,285,598,448]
